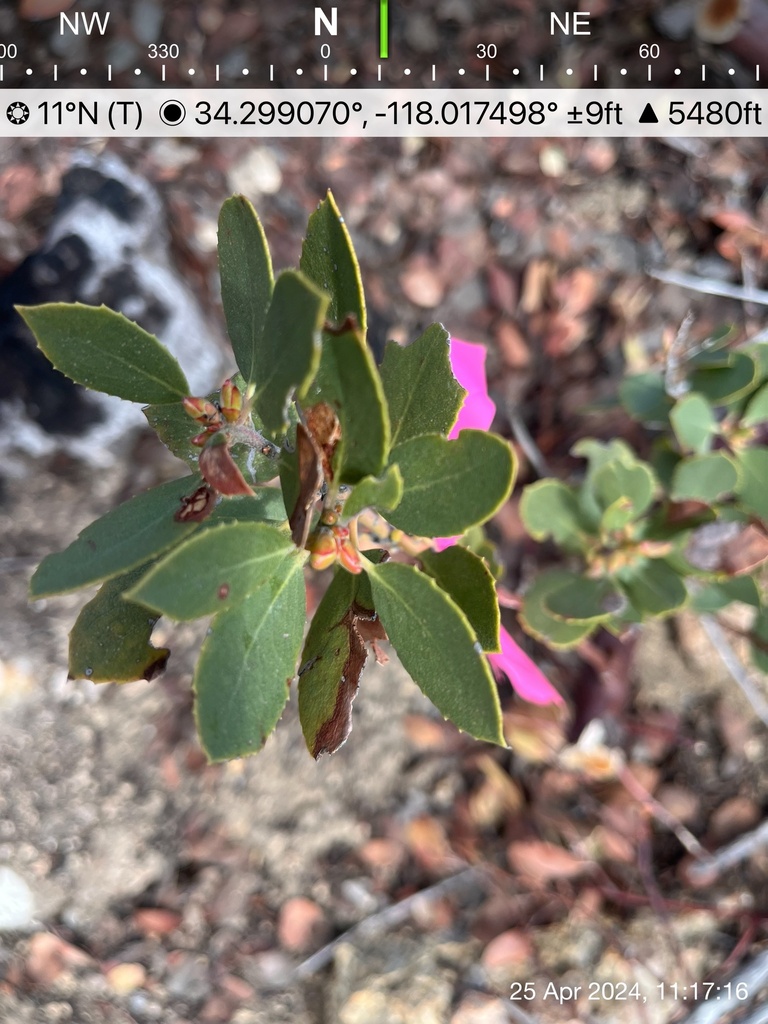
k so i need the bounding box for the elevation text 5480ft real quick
[668,100,762,125]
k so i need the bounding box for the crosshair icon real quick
[7,101,30,124]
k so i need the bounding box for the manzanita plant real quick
[518,326,768,673]
[22,191,533,761]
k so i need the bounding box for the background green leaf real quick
[670,393,718,454]
[68,565,169,683]
[127,523,298,620]
[194,554,306,761]
[519,569,596,648]
[690,352,758,406]
[420,546,500,651]
[617,559,688,616]
[619,373,673,424]
[18,302,189,403]
[300,190,366,334]
[387,430,516,538]
[218,195,274,384]
[742,383,768,428]
[735,448,768,519]
[520,479,591,548]
[30,475,203,598]
[671,452,740,503]
[380,324,466,449]
[544,575,625,623]
[367,561,505,746]
[253,270,329,434]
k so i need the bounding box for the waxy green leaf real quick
[126,522,297,620]
[367,561,505,746]
[310,326,390,483]
[218,195,274,384]
[380,324,466,449]
[253,270,329,434]
[300,190,366,335]
[387,430,515,538]
[671,452,740,503]
[194,554,306,761]
[207,490,288,525]
[690,576,760,614]
[344,466,403,518]
[18,302,189,403]
[68,565,169,683]
[30,475,203,598]
[420,546,499,652]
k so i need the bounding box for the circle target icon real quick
[7,101,30,125]
[160,99,186,126]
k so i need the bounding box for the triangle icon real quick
[639,102,659,124]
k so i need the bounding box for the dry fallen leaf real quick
[506,839,592,884]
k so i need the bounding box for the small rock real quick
[451,992,511,1024]
[277,896,326,953]
[106,962,147,994]
[0,866,35,931]
[228,148,283,196]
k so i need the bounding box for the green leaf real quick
[30,475,203,598]
[544,575,626,623]
[619,373,673,424]
[592,458,657,522]
[742,383,768,428]
[18,302,189,403]
[218,195,274,385]
[735,448,768,519]
[744,341,768,381]
[126,522,299,620]
[690,352,759,406]
[253,270,329,434]
[68,565,169,683]
[617,559,687,616]
[207,489,288,525]
[298,570,367,758]
[671,452,740,503]
[366,561,505,745]
[194,554,306,761]
[310,325,390,483]
[344,465,403,518]
[690,576,761,613]
[520,479,591,549]
[300,190,366,335]
[420,546,500,652]
[519,569,596,648]
[387,431,516,538]
[670,393,719,454]
[380,324,466,449]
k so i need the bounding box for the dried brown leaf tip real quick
[198,433,255,496]
[174,484,217,523]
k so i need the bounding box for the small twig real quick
[674,948,768,1024]
[619,765,707,860]
[687,817,768,886]
[700,614,768,727]
[648,268,768,306]
[508,409,552,479]
[292,866,484,979]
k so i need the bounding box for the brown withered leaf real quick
[174,484,217,523]
[305,402,341,482]
[720,523,768,575]
[302,602,388,758]
[289,422,323,547]
[199,435,255,496]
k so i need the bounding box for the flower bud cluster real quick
[183,378,243,447]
